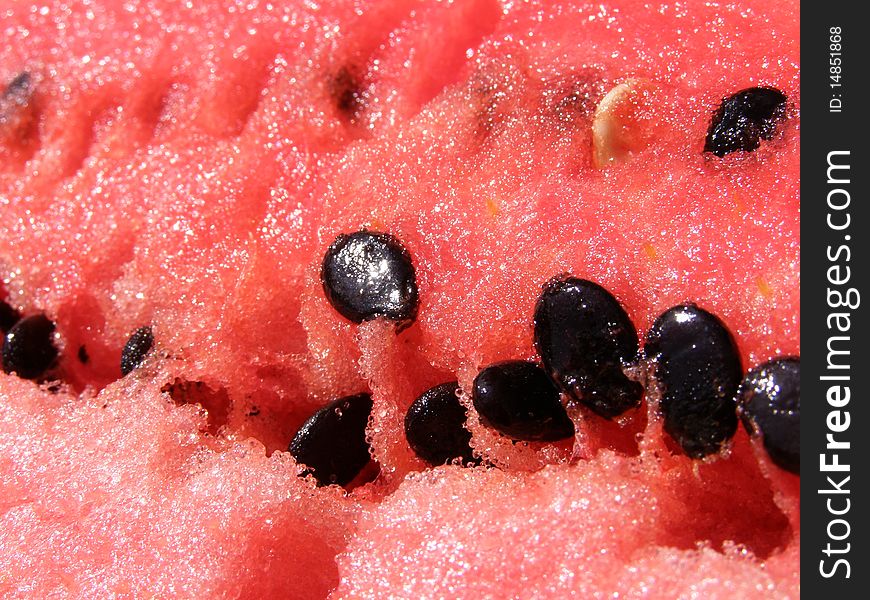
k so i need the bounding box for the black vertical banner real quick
[802,2,870,597]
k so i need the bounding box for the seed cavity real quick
[1,72,34,117]
[330,66,367,123]
[704,87,787,157]
[1,72,39,145]
[289,393,374,486]
[534,276,642,419]
[472,360,574,442]
[120,326,154,376]
[737,357,800,474]
[644,304,742,458]
[543,70,601,125]
[321,231,418,330]
[469,63,527,143]
[161,379,231,434]
[2,314,59,380]
[405,382,478,466]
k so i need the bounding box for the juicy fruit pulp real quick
[0,0,799,597]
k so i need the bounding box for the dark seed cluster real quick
[0,310,156,382]
[291,228,803,483]
[295,87,794,480]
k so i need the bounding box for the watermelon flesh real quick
[0,0,799,597]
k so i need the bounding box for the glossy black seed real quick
[405,382,478,466]
[289,393,373,486]
[704,87,787,157]
[738,357,800,474]
[0,300,21,332]
[120,326,154,376]
[2,314,58,380]
[645,304,742,458]
[77,345,89,364]
[534,276,642,419]
[472,360,574,441]
[321,231,418,328]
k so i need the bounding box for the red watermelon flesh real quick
[0,0,798,597]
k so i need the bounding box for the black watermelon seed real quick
[534,276,642,419]
[120,326,154,376]
[2,314,58,380]
[77,345,89,364]
[289,393,373,486]
[738,357,800,474]
[472,360,575,442]
[405,382,479,466]
[644,304,742,458]
[321,231,418,328]
[704,87,787,157]
[0,300,21,333]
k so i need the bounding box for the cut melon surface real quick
[1,0,798,597]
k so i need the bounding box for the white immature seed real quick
[592,78,659,168]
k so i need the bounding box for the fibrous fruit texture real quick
[0,0,799,598]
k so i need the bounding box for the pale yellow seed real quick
[755,276,773,298]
